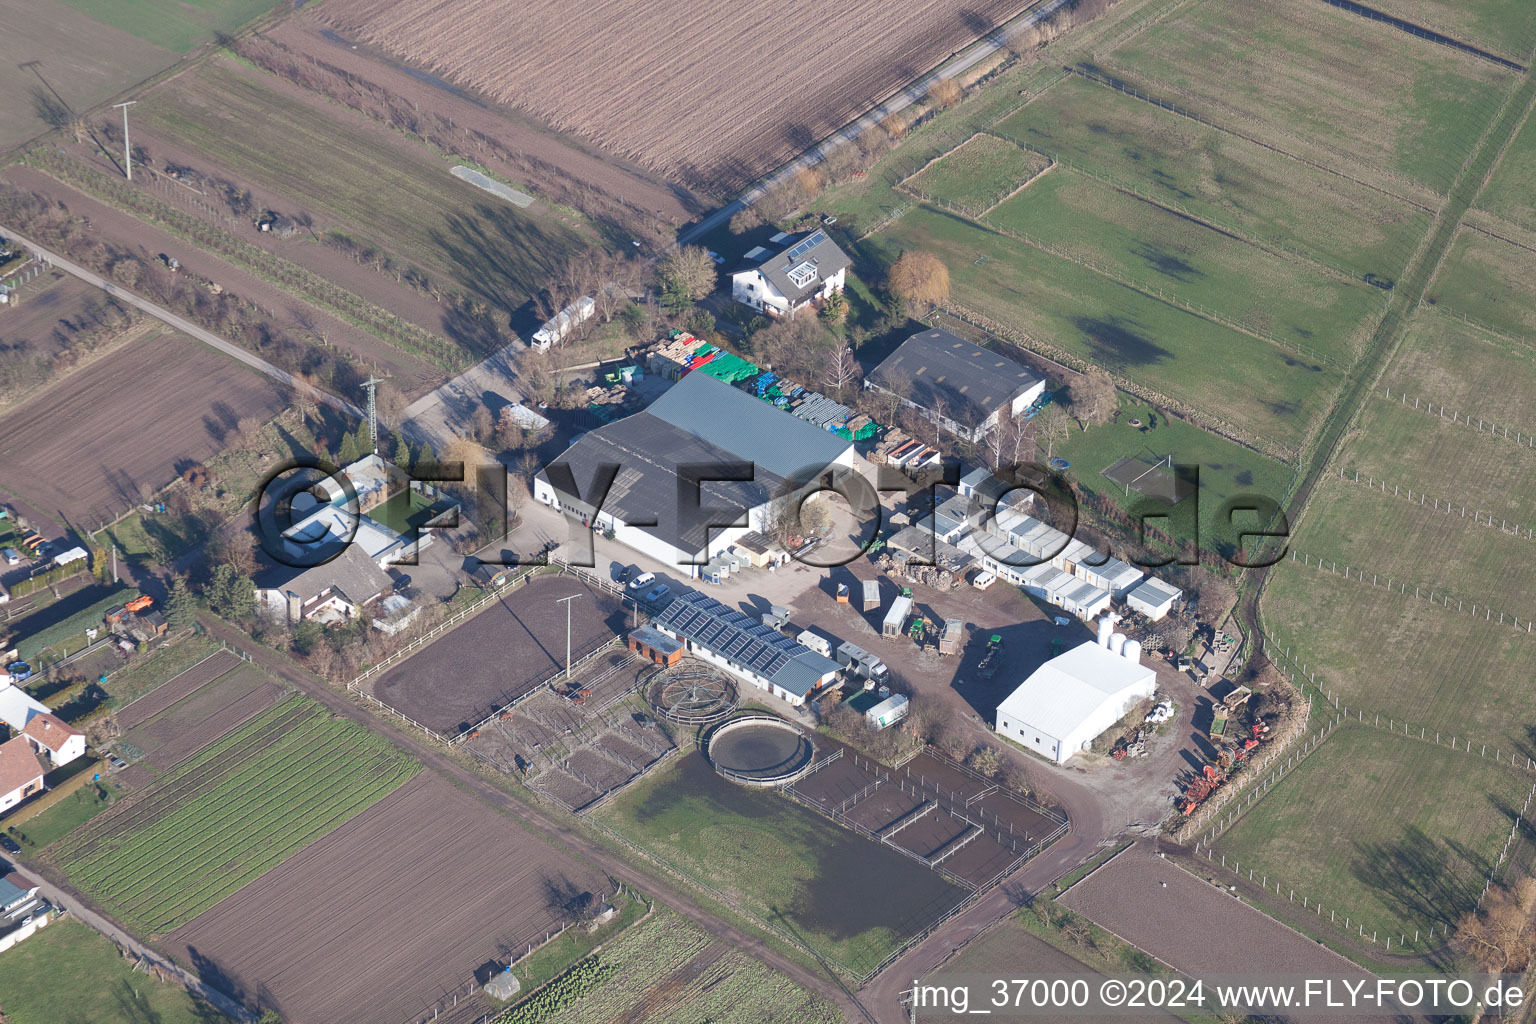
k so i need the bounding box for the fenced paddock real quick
[786,745,1066,890]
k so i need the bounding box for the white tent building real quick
[994,617,1156,763]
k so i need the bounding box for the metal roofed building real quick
[1126,576,1183,621]
[995,636,1156,763]
[647,372,855,482]
[653,590,838,705]
[730,229,851,318]
[535,373,855,573]
[865,329,1046,442]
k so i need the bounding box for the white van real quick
[627,571,656,592]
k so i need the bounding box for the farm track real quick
[193,615,876,1024]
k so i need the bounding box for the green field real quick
[1370,0,1536,64]
[902,133,1053,215]
[865,205,1339,451]
[1217,723,1530,942]
[13,584,134,662]
[49,695,420,934]
[95,507,212,568]
[1261,564,1533,752]
[599,754,966,976]
[984,170,1382,362]
[1102,0,1515,194]
[1333,394,1536,517]
[1380,305,1536,425]
[992,75,1433,281]
[60,0,279,52]
[1426,227,1536,336]
[498,904,840,1024]
[99,634,222,707]
[0,918,240,1024]
[136,58,589,317]
[1291,477,1535,615]
[1478,103,1536,232]
[10,781,120,852]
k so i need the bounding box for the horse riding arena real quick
[368,573,626,735]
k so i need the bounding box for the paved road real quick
[1,855,255,1021]
[194,614,877,1024]
[0,224,361,419]
[679,0,1073,245]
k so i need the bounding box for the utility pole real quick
[361,374,386,454]
[557,594,581,681]
[113,101,136,181]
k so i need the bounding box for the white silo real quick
[1096,614,1115,648]
[1109,632,1127,656]
[1123,639,1142,664]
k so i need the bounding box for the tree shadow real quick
[1069,315,1171,366]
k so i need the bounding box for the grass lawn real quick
[59,0,280,53]
[1478,103,1536,232]
[136,58,590,320]
[0,918,240,1024]
[863,205,1339,452]
[598,753,967,977]
[1102,0,1514,194]
[984,169,1382,363]
[9,781,120,852]
[95,507,212,568]
[1217,723,1530,942]
[901,133,1052,216]
[1380,304,1536,426]
[1260,562,1534,752]
[49,695,420,935]
[992,74,1433,281]
[1054,393,1295,555]
[1426,227,1536,336]
[507,890,648,994]
[12,584,134,662]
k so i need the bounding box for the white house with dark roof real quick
[256,544,395,624]
[731,230,850,318]
[866,329,1046,442]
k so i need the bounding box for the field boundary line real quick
[1054,835,1137,897]
[1314,0,1526,73]
[1376,385,1536,451]
[1330,466,1536,543]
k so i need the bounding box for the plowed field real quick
[165,771,608,1024]
[316,0,1032,191]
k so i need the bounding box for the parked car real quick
[1,547,19,566]
[968,568,996,590]
[627,571,656,592]
[643,584,671,605]
[0,835,20,855]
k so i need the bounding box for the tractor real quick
[978,634,1004,679]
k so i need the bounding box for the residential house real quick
[0,737,46,816]
[256,544,395,624]
[20,713,85,768]
[730,230,850,318]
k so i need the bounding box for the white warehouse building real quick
[994,616,1156,764]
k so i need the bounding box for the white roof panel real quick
[996,642,1156,740]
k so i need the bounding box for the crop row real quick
[24,148,466,369]
[53,699,327,857]
[496,956,615,1024]
[526,909,713,1024]
[68,738,410,901]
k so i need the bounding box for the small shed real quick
[861,579,880,612]
[940,619,964,656]
[1126,577,1182,621]
[627,626,684,667]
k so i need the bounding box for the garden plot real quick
[114,651,240,731]
[994,74,1433,281]
[1215,724,1533,946]
[1103,0,1514,195]
[49,695,418,934]
[119,665,284,770]
[900,133,1053,217]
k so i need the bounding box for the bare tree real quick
[1035,404,1069,461]
[823,343,859,396]
[728,206,764,235]
[928,77,962,109]
[659,245,717,304]
[1068,367,1117,429]
[1455,878,1536,972]
[888,251,950,311]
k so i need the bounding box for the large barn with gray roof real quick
[533,372,855,573]
[865,328,1046,442]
